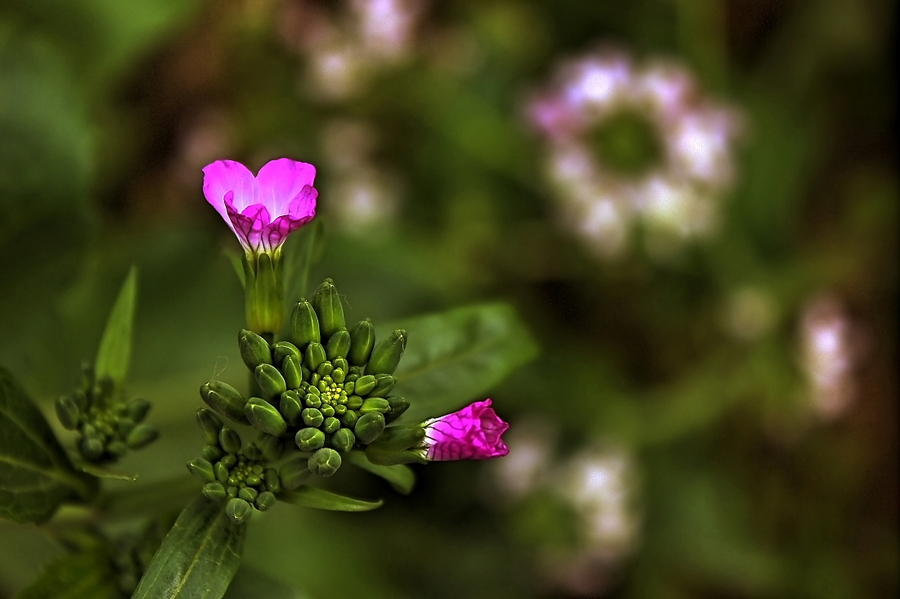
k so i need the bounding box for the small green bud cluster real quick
[198,279,409,485]
[189,408,279,524]
[55,363,158,463]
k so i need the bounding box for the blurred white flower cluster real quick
[278,0,426,100]
[527,50,742,258]
[489,422,641,596]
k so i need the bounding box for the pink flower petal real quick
[424,399,510,461]
[256,159,318,215]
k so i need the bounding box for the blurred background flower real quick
[0,0,896,598]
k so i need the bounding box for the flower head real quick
[422,399,510,461]
[202,158,318,255]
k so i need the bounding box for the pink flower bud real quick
[202,158,318,254]
[422,399,510,461]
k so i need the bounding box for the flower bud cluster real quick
[189,408,280,524]
[55,363,158,463]
[194,279,409,521]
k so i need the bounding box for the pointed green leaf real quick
[15,551,120,599]
[378,303,538,423]
[0,366,98,524]
[78,462,138,481]
[94,266,138,389]
[281,219,324,305]
[346,451,415,495]
[132,496,246,599]
[278,487,383,512]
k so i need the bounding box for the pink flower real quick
[422,399,510,461]
[202,158,318,254]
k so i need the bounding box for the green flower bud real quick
[289,300,321,350]
[245,397,288,437]
[272,340,301,366]
[365,329,407,376]
[81,437,105,460]
[116,418,136,438]
[125,424,159,449]
[258,434,285,462]
[323,417,341,433]
[304,392,322,409]
[219,427,243,455]
[226,485,238,498]
[196,408,224,445]
[107,441,128,458]
[346,395,364,410]
[215,462,230,483]
[385,396,410,422]
[255,364,287,401]
[354,412,386,444]
[238,329,272,371]
[332,368,346,384]
[264,468,281,493]
[256,491,276,511]
[302,408,324,428]
[315,361,333,377]
[200,381,250,425]
[333,357,349,372]
[279,390,303,426]
[320,404,335,418]
[126,398,152,423]
[280,458,311,490]
[55,395,81,430]
[340,410,359,428]
[242,441,263,461]
[313,279,345,339]
[221,454,237,468]
[202,482,227,502]
[353,375,377,396]
[304,342,327,371]
[325,329,351,361]
[238,487,258,502]
[343,381,356,394]
[308,448,342,477]
[226,497,253,525]
[187,458,215,483]
[360,398,391,414]
[202,445,224,463]
[331,428,356,453]
[348,320,376,367]
[281,355,302,389]
[296,427,325,452]
[367,374,396,398]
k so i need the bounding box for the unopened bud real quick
[263,467,281,493]
[202,482,227,502]
[348,320,376,366]
[188,458,215,483]
[304,342,327,371]
[313,279,346,339]
[360,398,391,414]
[196,408,224,445]
[200,381,250,425]
[385,396,410,422]
[308,448,342,477]
[226,497,253,525]
[238,329,272,371]
[354,411,386,444]
[245,397,287,437]
[325,329,351,361]
[289,300,320,350]
[367,374,396,398]
[238,487,258,502]
[202,445,223,463]
[258,434,285,462]
[55,395,81,430]
[126,398,152,423]
[279,391,303,427]
[365,329,407,376]
[331,428,356,453]
[295,427,325,452]
[272,340,301,365]
[255,491,276,511]
[219,427,242,455]
[323,417,341,434]
[301,408,324,428]
[81,437,105,460]
[255,364,287,401]
[353,375,376,396]
[281,355,302,389]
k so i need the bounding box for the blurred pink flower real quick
[202,158,318,254]
[423,399,510,461]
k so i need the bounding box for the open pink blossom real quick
[422,399,510,461]
[202,158,318,253]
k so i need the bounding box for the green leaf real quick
[15,550,120,599]
[378,303,538,423]
[94,266,138,390]
[346,451,415,495]
[278,487,383,512]
[78,462,138,481]
[281,219,324,305]
[0,366,98,524]
[132,496,246,599]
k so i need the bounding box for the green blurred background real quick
[0,0,896,597]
